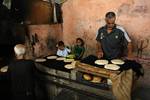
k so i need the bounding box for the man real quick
[96,11,132,60]
[8,44,35,100]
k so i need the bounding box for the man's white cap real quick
[14,44,26,56]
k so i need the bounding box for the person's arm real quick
[96,41,103,59]
[56,49,60,56]
[66,48,71,53]
[96,29,104,59]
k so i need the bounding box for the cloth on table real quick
[81,55,144,78]
[81,55,98,66]
[110,69,133,100]
[36,59,72,72]
[120,60,144,78]
[80,55,144,100]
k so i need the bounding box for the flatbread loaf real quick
[56,57,66,61]
[35,58,46,62]
[104,64,120,70]
[91,76,102,83]
[47,56,57,59]
[0,66,8,72]
[95,60,108,65]
[111,59,125,65]
[83,74,92,81]
[107,79,112,85]
[64,59,74,63]
[64,64,75,69]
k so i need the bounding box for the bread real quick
[95,59,109,65]
[83,74,92,81]
[64,64,75,69]
[64,59,74,63]
[104,64,120,70]
[56,57,65,61]
[91,76,102,83]
[47,56,57,59]
[0,66,8,72]
[111,59,125,65]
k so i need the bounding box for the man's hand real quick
[97,51,103,59]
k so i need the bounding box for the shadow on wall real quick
[46,35,58,54]
[131,35,150,58]
[26,24,63,58]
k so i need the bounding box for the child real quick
[56,41,71,57]
[73,38,85,60]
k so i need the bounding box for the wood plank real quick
[75,61,120,78]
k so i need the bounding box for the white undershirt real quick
[57,47,71,57]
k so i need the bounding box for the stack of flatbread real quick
[104,64,120,70]
[47,56,57,59]
[95,59,109,65]
[35,58,46,62]
[111,59,125,65]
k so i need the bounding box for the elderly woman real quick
[8,44,35,100]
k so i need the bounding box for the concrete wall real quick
[62,0,150,58]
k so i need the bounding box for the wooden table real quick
[35,60,133,100]
[75,61,133,100]
[75,61,120,78]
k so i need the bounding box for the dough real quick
[95,59,109,65]
[47,56,57,59]
[104,64,120,70]
[64,64,75,69]
[111,59,125,65]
